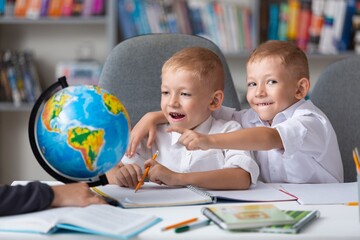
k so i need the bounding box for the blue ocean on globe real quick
[36,85,130,179]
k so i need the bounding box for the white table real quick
[1,201,359,240]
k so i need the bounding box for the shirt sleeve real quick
[0,181,54,216]
[275,114,327,158]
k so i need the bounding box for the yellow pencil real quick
[135,150,159,193]
[352,148,360,173]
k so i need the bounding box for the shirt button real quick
[186,151,191,156]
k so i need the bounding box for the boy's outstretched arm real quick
[126,111,167,157]
[169,126,283,151]
[145,160,251,190]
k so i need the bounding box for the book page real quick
[0,205,160,238]
[206,182,297,202]
[0,207,73,233]
[95,183,213,208]
[59,205,159,236]
[281,182,358,205]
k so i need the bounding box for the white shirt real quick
[214,99,344,183]
[122,116,259,184]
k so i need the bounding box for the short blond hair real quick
[248,40,309,81]
[162,47,224,91]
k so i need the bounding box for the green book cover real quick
[250,210,320,234]
[202,204,296,230]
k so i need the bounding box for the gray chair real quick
[98,33,240,127]
[311,57,360,182]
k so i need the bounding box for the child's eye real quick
[247,82,256,87]
[161,91,169,95]
[268,79,277,85]
[181,92,191,96]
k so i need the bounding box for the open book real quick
[0,204,161,239]
[94,182,296,209]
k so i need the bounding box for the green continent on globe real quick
[42,93,71,132]
[67,127,105,171]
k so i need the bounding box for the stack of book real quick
[0,50,41,106]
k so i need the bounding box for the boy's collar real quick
[253,99,306,126]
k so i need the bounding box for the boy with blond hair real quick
[107,47,259,190]
[128,41,343,183]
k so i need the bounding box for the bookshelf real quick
[0,1,118,183]
[0,1,117,111]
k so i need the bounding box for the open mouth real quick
[169,112,185,119]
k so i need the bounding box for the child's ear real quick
[295,78,310,100]
[209,90,224,111]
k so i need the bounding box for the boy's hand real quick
[109,164,143,188]
[167,126,212,150]
[51,182,106,207]
[145,159,178,186]
[126,112,158,157]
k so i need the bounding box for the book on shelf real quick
[250,210,320,234]
[0,50,42,105]
[0,204,161,239]
[201,204,297,231]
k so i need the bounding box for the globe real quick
[29,77,130,186]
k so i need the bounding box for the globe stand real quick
[28,76,109,187]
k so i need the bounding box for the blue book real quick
[268,0,280,40]
[118,0,138,39]
[338,0,356,51]
[187,1,205,35]
[0,0,5,15]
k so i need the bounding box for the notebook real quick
[94,183,215,208]
[201,204,297,230]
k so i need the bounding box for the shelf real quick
[0,16,108,25]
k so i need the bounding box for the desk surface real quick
[1,201,359,240]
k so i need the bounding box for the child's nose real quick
[168,95,180,107]
[255,85,266,97]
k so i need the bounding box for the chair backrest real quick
[98,33,240,127]
[311,57,360,182]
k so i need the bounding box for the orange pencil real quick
[353,148,360,173]
[161,217,198,231]
[134,150,159,193]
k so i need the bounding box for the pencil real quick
[134,150,159,193]
[161,217,198,231]
[91,187,120,206]
[352,148,360,172]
